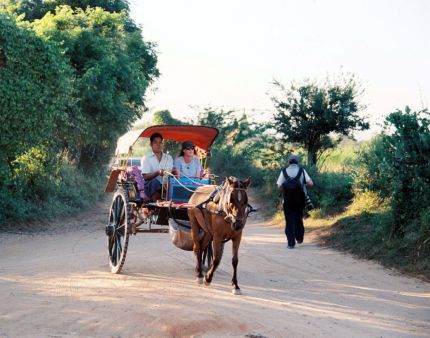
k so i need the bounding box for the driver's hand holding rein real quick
[144,168,165,180]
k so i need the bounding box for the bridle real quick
[215,178,249,230]
[195,177,252,234]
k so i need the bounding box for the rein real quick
[163,170,208,192]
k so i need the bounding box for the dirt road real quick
[1,198,429,338]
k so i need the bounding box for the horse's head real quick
[224,176,252,231]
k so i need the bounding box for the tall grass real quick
[0,158,105,227]
[315,108,430,279]
[304,143,359,217]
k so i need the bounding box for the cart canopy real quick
[115,125,219,156]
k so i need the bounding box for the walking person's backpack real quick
[282,167,306,211]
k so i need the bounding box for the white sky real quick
[129,0,430,139]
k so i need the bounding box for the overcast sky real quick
[129,0,430,139]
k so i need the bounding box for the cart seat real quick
[167,177,209,203]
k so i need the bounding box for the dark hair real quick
[288,154,299,165]
[150,132,163,143]
[179,140,196,157]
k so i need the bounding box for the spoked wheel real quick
[106,188,131,273]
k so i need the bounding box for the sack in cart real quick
[169,219,203,251]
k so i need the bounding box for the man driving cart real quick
[141,132,173,202]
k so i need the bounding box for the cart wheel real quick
[106,188,131,273]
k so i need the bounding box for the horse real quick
[187,176,251,295]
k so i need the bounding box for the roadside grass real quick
[306,192,430,281]
[271,190,430,280]
[317,142,358,173]
[0,163,105,231]
[268,140,430,280]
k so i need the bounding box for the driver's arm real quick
[142,156,163,180]
[143,169,163,181]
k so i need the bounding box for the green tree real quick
[271,74,368,167]
[353,107,430,259]
[0,0,129,21]
[31,6,159,166]
[197,107,272,185]
[151,110,185,154]
[0,14,76,222]
[381,108,429,237]
[0,13,73,176]
[153,110,184,126]
[0,4,158,224]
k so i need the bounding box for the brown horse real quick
[188,176,251,295]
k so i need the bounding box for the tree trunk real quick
[306,146,318,168]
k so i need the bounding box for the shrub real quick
[356,109,430,233]
[308,170,353,215]
[0,13,73,178]
[352,107,430,258]
[0,154,104,225]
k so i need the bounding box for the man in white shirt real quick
[142,132,173,201]
[277,154,314,249]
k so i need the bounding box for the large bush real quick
[0,156,105,224]
[353,107,430,254]
[197,108,271,186]
[0,3,158,226]
[31,6,159,166]
[0,14,73,171]
[0,14,76,224]
[309,170,353,213]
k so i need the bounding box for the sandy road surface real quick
[1,198,430,338]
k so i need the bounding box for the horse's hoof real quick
[232,288,241,295]
[196,277,203,285]
[204,277,211,286]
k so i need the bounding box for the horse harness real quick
[195,179,250,237]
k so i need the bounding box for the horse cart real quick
[104,125,220,274]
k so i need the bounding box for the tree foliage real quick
[354,107,430,242]
[197,108,272,185]
[31,5,159,166]
[1,0,129,21]
[0,13,73,174]
[271,74,368,167]
[153,110,184,126]
[0,2,158,224]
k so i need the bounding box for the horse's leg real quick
[201,232,213,272]
[189,210,204,284]
[231,232,243,295]
[204,235,223,286]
